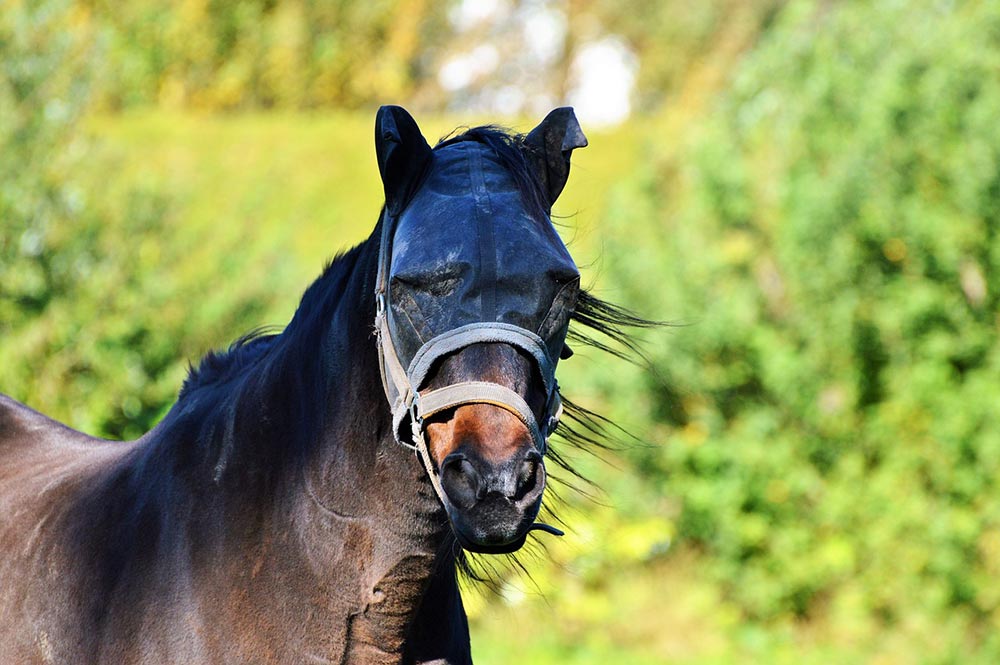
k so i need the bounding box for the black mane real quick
[178,245,365,400]
[167,243,370,481]
[178,329,279,400]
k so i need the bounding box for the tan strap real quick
[416,381,545,454]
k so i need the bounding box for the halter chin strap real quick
[374,213,564,508]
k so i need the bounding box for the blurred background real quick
[3,0,1000,662]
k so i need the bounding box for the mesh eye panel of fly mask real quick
[372,105,587,506]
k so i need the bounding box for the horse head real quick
[373,105,586,553]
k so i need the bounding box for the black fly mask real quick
[373,106,587,512]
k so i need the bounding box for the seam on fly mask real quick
[535,276,581,340]
[468,144,497,321]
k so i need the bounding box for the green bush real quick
[88,0,452,110]
[602,0,1000,659]
[0,1,276,439]
[1,0,95,317]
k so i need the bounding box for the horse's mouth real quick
[452,521,564,555]
[454,530,528,554]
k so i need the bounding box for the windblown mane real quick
[179,246,364,399]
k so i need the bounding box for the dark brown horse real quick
[0,106,647,664]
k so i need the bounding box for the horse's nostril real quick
[440,455,480,510]
[513,451,543,502]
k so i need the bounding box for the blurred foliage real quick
[4,0,1000,663]
[588,0,786,111]
[0,1,292,438]
[62,0,786,114]
[598,0,1000,661]
[84,0,453,110]
[1,0,95,316]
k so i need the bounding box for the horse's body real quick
[1,237,468,663]
[0,106,633,664]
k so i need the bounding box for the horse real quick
[0,106,648,664]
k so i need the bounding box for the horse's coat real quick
[1,237,461,663]
[0,106,624,664]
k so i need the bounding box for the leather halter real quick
[373,209,564,508]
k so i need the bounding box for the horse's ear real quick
[375,105,432,215]
[524,107,588,207]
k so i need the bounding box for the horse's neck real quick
[290,240,455,651]
[50,232,460,660]
[203,234,455,652]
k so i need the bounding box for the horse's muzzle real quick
[438,447,547,553]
